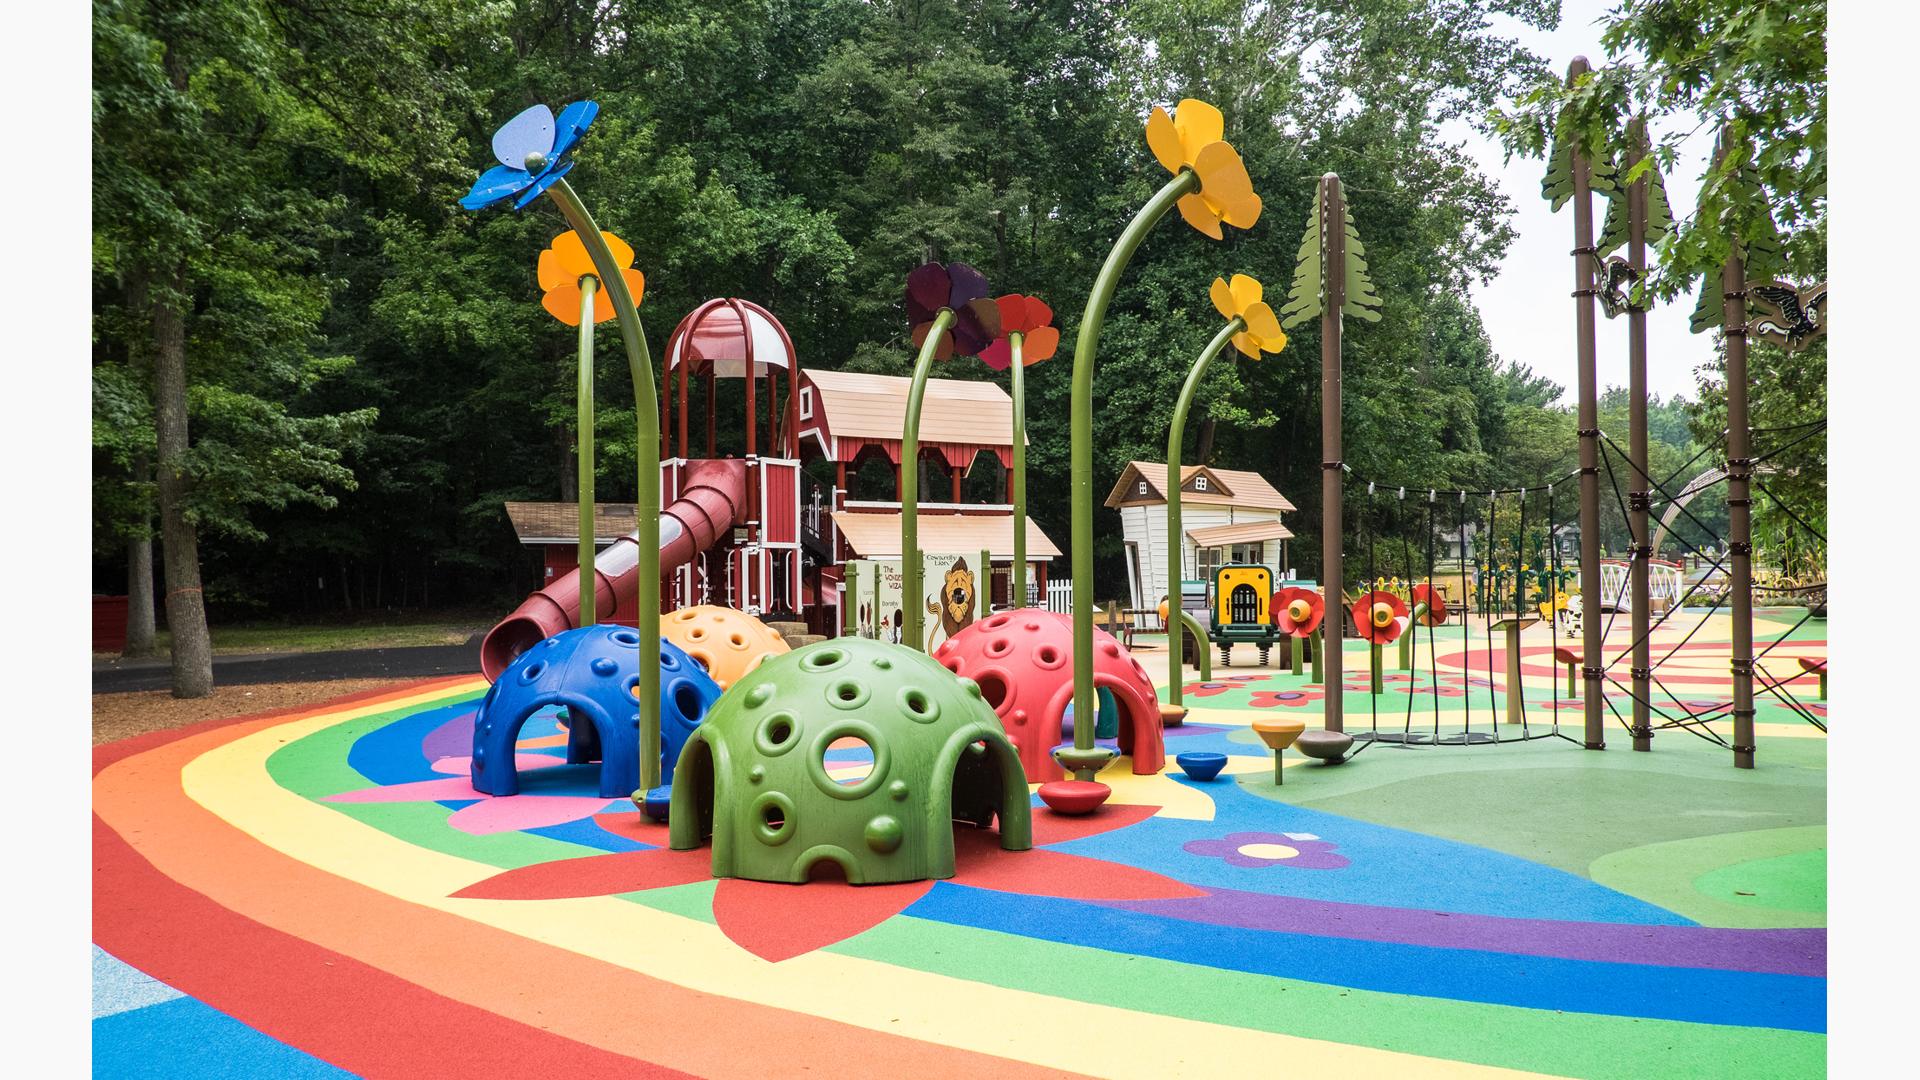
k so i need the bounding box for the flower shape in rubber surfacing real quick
[1145,98,1263,239]
[451,802,1202,963]
[1209,274,1288,359]
[538,230,646,325]
[1184,831,1349,870]
[905,261,1002,360]
[461,100,600,211]
[977,294,1059,370]
[1250,686,1325,709]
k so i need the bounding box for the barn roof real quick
[503,502,641,545]
[832,510,1061,559]
[804,370,1022,447]
[1103,461,1296,512]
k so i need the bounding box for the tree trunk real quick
[1195,416,1216,464]
[122,452,158,658]
[149,266,214,697]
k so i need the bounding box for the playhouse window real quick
[799,387,814,420]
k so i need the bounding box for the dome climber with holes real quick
[666,637,1033,884]
[658,605,790,689]
[934,609,1167,784]
[471,624,722,799]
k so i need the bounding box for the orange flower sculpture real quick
[1145,98,1263,239]
[538,230,646,325]
[1209,274,1288,358]
[978,294,1060,370]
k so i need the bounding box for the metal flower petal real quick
[492,104,556,169]
[461,165,531,211]
[549,100,600,162]
[946,262,991,308]
[511,158,575,209]
[1171,98,1224,160]
[951,297,1002,356]
[1177,193,1225,239]
[906,263,950,322]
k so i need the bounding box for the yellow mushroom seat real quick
[666,637,1034,884]
[660,605,790,689]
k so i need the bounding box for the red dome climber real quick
[1350,589,1409,646]
[1273,586,1325,637]
[934,609,1166,784]
[1411,583,1449,626]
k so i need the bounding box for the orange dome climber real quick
[659,605,791,689]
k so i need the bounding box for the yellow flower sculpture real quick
[538,230,645,325]
[1208,274,1287,358]
[1145,98,1262,239]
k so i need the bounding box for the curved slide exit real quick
[480,458,749,681]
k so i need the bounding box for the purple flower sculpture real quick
[1183,830,1350,870]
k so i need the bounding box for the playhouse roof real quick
[503,501,642,544]
[1186,520,1294,547]
[1103,461,1296,512]
[832,509,1062,559]
[804,370,1023,446]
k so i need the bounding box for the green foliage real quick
[1496,0,1825,297]
[94,0,1780,612]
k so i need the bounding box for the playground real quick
[94,604,1825,1077]
[82,2,1847,1075]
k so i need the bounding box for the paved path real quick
[93,636,484,694]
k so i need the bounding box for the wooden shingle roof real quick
[1103,461,1296,511]
[503,502,641,544]
[805,370,1022,446]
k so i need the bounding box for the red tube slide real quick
[480,458,748,681]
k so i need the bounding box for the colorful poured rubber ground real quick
[94,608,1826,1077]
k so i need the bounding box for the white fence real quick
[1044,580,1071,612]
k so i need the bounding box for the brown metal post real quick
[951,462,963,503]
[1568,57,1606,751]
[705,369,716,458]
[677,353,689,458]
[1626,117,1653,752]
[1320,173,1346,733]
[1720,132,1757,770]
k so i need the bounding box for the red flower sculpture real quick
[1411,583,1449,626]
[978,294,1060,370]
[1273,586,1325,637]
[906,261,1002,360]
[1350,589,1409,646]
[452,803,1200,963]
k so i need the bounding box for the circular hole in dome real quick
[986,637,1012,657]
[837,682,859,701]
[519,662,545,683]
[827,735,876,786]
[688,627,707,640]
[903,689,934,719]
[1037,646,1059,665]
[673,682,705,724]
[768,716,793,745]
[660,650,680,670]
[612,630,639,646]
[985,613,1012,629]
[805,649,845,669]
[974,671,1009,712]
[762,802,785,829]
[729,632,746,647]
[689,650,713,671]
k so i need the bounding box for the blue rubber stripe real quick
[93,996,359,1078]
[906,885,1825,1032]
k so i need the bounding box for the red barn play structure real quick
[483,298,1059,679]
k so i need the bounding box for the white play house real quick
[1103,461,1297,611]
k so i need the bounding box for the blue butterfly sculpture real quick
[460,101,600,211]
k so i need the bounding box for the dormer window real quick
[1193,476,1208,492]
[1137,480,1149,495]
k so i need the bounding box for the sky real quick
[1447,0,1718,405]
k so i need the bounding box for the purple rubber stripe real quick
[1107,887,1826,977]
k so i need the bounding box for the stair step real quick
[786,634,828,649]
[765,621,809,639]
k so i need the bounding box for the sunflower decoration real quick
[1208,274,1288,358]
[1145,98,1263,239]
[905,262,1002,360]
[977,294,1059,371]
[537,230,646,325]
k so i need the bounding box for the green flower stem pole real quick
[1009,331,1028,607]
[1065,170,1201,780]
[575,275,600,627]
[545,177,663,792]
[1166,316,1243,705]
[901,308,958,651]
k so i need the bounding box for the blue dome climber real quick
[472,624,721,799]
